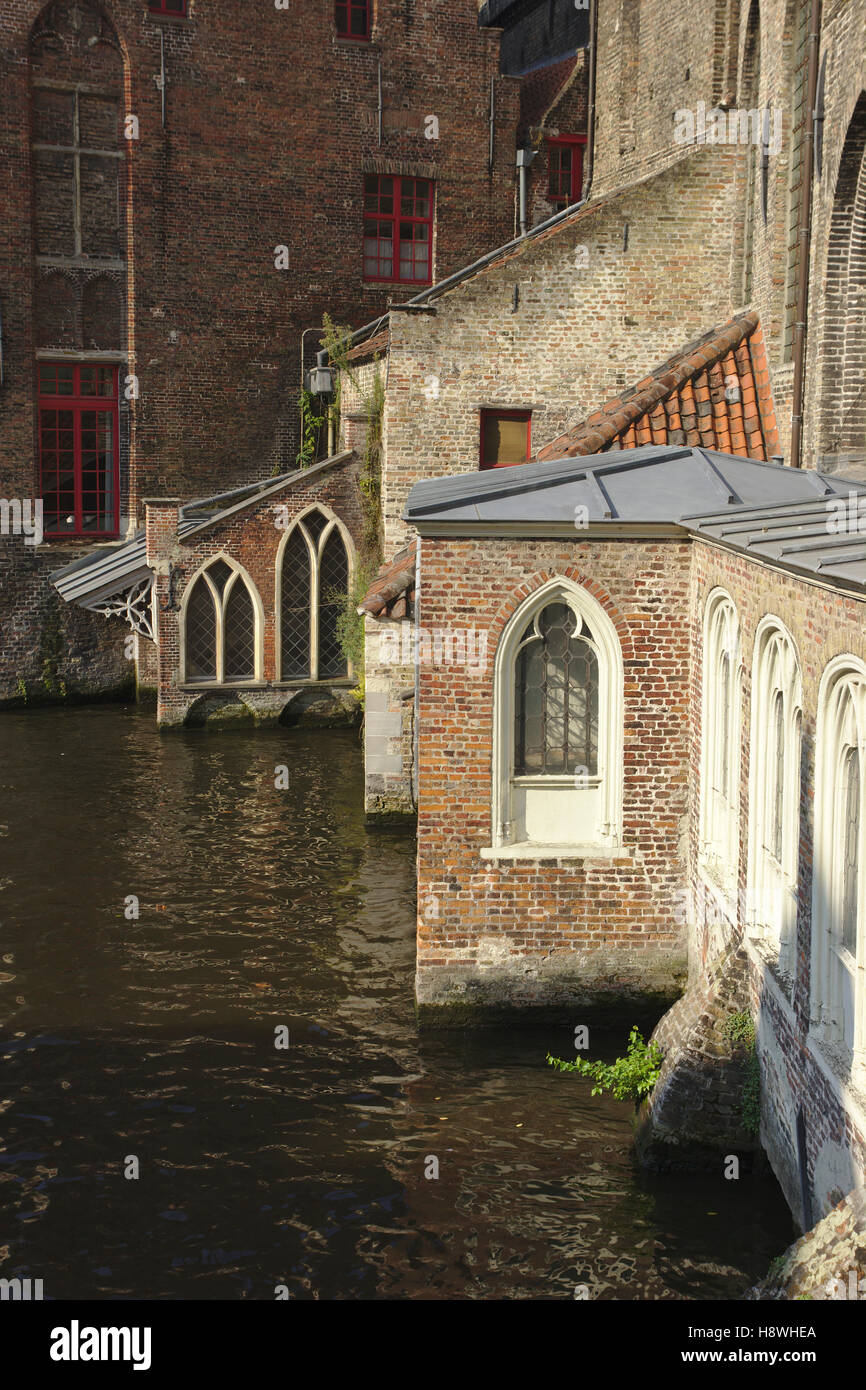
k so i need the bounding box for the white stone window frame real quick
[698,588,742,910]
[746,616,803,977]
[810,655,866,1083]
[484,577,624,860]
[274,504,355,683]
[179,551,265,686]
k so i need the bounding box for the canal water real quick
[0,706,794,1300]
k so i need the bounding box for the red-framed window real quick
[148,0,188,16]
[336,0,370,39]
[480,410,532,470]
[547,135,586,207]
[38,363,120,538]
[363,175,434,285]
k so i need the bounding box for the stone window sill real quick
[180,682,266,692]
[480,842,630,861]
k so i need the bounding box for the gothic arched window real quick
[489,579,623,854]
[746,619,802,974]
[182,557,260,684]
[700,589,741,904]
[278,509,352,681]
[812,659,866,1075]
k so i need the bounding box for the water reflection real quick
[0,708,794,1299]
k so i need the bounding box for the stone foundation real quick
[745,1188,866,1300]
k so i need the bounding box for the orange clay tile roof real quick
[536,311,780,463]
[358,540,417,619]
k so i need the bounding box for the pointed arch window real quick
[487,580,623,856]
[812,660,866,1076]
[746,619,802,974]
[182,558,260,684]
[278,510,352,681]
[700,590,741,905]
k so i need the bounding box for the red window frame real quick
[363,174,434,286]
[479,409,532,470]
[547,135,586,207]
[148,0,188,16]
[38,363,120,539]
[335,0,370,39]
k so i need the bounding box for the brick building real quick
[0,0,549,703]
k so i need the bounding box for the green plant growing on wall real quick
[295,387,329,469]
[546,1026,664,1102]
[326,562,374,710]
[40,606,67,700]
[320,312,384,567]
[723,1010,761,1135]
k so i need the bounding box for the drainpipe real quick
[516,147,536,236]
[413,539,420,813]
[790,0,823,470]
[299,325,323,463]
[582,0,597,200]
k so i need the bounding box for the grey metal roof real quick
[404,445,866,592]
[52,451,353,607]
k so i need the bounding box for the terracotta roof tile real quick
[358,540,417,618]
[536,312,779,464]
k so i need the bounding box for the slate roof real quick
[400,446,866,593]
[52,451,354,608]
[519,53,579,133]
[537,312,780,462]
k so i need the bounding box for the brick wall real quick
[0,0,522,700]
[147,457,365,727]
[687,540,866,1224]
[414,534,692,1018]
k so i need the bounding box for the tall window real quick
[489,579,623,854]
[547,136,586,207]
[183,557,260,684]
[747,620,802,974]
[480,410,531,469]
[278,509,352,681]
[812,659,866,1075]
[335,0,370,39]
[38,364,118,537]
[700,590,741,904]
[363,176,434,285]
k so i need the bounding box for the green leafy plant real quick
[546,1026,664,1102]
[295,386,328,469]
[326,562,374,709]
[321,312,384,567]
[724,1010,760,1134]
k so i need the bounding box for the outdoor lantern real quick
[307,354,335,397]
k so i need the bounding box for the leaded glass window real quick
[771,689,785,862]
[514,602,598,776]
[183,558,259,684]
[279,510,351,681]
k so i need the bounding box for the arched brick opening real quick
[819,95,866,470]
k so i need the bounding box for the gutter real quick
[583,0,597,200]
[790,0,823,469]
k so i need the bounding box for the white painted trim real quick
[274,504,355,683]
[179,550,264,685]
[490,576,624,851]
[698,587,742,913]
[745,615,803,979]
[811,654,866,1081]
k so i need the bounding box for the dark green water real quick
[0,706,795,1299]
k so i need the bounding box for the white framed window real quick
[275,506,354,682]
[487,578,623,856]
[181,553,264,685]
[746,618,803,974]
[699,589,742,905]
[811,656,866,1080]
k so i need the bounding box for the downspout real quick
[582,0,597,200]
[413,539,420,813]
[790,0,823,469]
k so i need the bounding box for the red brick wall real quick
[689,540,866,1223]
[414,534,692,1016]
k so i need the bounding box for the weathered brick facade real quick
[413,535,693,1019]
[0,0,525,701]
